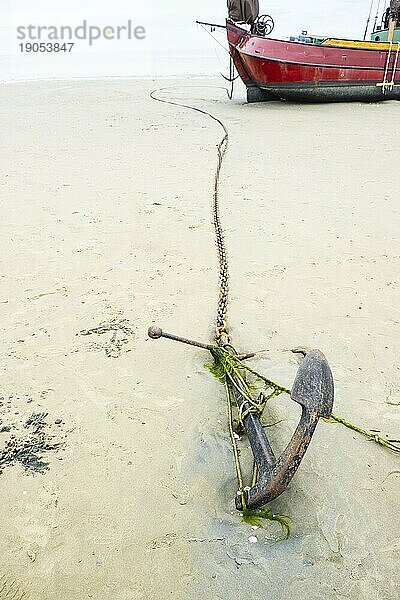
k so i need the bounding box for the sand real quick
[0,78,399,599]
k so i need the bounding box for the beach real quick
[0,78,399,599]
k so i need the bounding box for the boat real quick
[203,0,400,102]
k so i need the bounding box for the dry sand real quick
[0,78,399,599]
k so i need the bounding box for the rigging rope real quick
[198,23,230,55]
[374,0,383,32]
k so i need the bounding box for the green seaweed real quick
[326,414,400,454]
[206,346,286,412]
[242,507,291,542]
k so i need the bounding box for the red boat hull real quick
[227,21,400,102]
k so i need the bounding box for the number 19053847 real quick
[19,42,75,52]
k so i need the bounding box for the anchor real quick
[148,326,334,511]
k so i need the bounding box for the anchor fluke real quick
[291,350,334,419]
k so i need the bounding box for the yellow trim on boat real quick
[321,38,393,50]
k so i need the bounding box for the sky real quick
[0,0,390,82]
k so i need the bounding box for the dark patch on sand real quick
[0,396,63,475]
[79,318,135,358]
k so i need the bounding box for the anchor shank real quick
[228,379,276,476]
[273,408,320,487]
[237,408,320,510]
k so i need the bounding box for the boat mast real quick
[364,0,375,40]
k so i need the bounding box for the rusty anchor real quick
[148,326,334,511]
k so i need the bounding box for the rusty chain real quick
[150,87,231,345]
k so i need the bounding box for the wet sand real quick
[0,78,399,599]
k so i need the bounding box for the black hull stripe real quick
[247,81,400,102]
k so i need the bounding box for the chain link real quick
[213,133,230,344]
[150,87,231,345]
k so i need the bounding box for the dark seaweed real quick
[0,411,62,474]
